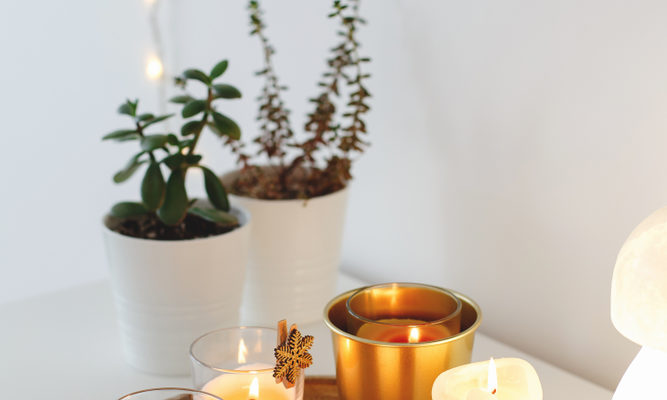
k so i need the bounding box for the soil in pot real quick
[106,213,239,240]
[231,165,348,200]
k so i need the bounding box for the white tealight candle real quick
[432,358,542,400]
[202,363,293,400]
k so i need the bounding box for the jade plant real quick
[230,0,371,200]
[103,60,242,240]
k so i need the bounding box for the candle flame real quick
[488,358,498,395]
[408,327,420,343]
[248,376,259,399]
[146,56,163,80]
[237,338,248,364]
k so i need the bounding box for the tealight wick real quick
[488,357,498,395]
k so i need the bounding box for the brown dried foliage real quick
[232,0,371,200]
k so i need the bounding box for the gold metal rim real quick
[323,287,482,348]
[345,282,464,327]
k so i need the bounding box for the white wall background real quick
[2,0,665,392]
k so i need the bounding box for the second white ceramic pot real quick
[223,171,349,325]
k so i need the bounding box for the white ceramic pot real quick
[102,207,250,375]
[222,171,349,325]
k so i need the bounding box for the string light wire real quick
[146,0,168,115]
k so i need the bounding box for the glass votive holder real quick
[118,388,223,400]
[346,282,462,342]
[190,327,304,400]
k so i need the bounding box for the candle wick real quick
[491,389,497,395]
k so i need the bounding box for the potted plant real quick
[222,0,371,325]
[102,59,249,375]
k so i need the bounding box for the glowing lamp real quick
[146,56,163,80]
[611,206,667,398]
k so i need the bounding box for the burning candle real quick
[191,330,303,400]
[346,283,462,343]
[324,287,483,400]
[431,358,542,400]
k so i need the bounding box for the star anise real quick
[273,327,314,386]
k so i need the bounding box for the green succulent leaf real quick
[110,202,148,218]
[141,162,166,211]
[212,112,241,140]
[188,207,238,227]
[102,129,139,141]
[166,134,179,146]
[140,134,169,151]
[157,169,188,225]
[163,153,185,170]
[178,139,194,150]
[170,95,195,104]
[213,84,242,99]
[201,166,230,211]
[143,114,174,128]
[182,100,207,118]
[183,69,211,85]
[181,120,204,136]
[185,154,202,165]
[207,122,222,137]
[210,60,229,80]
[136,113,155,122]
[113,155,146,183]
[118,100,137,116]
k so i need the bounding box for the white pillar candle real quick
[431,358,542,400]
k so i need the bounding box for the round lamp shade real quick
[611,206,667,352]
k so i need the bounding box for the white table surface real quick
[0,273,612,399]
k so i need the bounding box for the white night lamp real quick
[611,206,667,399]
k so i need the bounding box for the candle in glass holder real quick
[346,283,462,343]
[190,328,304,400]
[431,358,543,400]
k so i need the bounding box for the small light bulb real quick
[146,56,163,80]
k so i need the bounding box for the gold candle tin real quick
[346,283,462,342]
[323,287,482,400]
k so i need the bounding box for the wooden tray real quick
[304,376,338,400]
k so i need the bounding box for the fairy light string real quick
[145,0,167,115]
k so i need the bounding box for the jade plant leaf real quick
[212,112,241,140]
[110,201,148,218]
[201,166,230,211]
[170,95,195,104]
[117,101,136,116]
[188,207,238,226]
[183,69,211,85]
[213,84,242,99]
[162,153,185,170]
[157,169,188,225]
[141,162,165,211]
[182,100,207,118]
[140,134,169,151]
[143,114,174,128]
[210,60,229,80]
[113,155,146,183]
[181,120,204,136]
[136,113,154,122]
[102,129,138,141]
